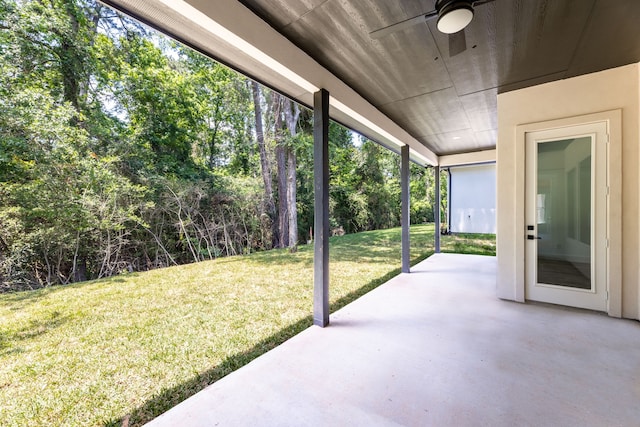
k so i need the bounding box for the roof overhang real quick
[100,0,439,166]
[439,149,496,168]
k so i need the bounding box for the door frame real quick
[525,125,606,311]
[514,110,622,317]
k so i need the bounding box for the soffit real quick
[239,0,640,155]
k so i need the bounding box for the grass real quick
[0,224,494,426]
[442,232,497,255]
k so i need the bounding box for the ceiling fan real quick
[369,0,495,56]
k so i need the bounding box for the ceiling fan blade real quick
[448,29,467,56]
[472,0,496,7]
[370,10,437,40]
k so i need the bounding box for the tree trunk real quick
[251,81,276,248]
[60,2,81,110]
[272,93,288,248]
[284,100,300,250]
[60,1,103,112]
[208,102,222,169]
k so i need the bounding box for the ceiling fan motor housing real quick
[435,0,474,34]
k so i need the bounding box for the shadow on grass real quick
[244,227,435,267]
[105,250,434,427]
[104,314,314,427]
[1,276,129,311]
[0,286,58,309]
[0,310,72,356]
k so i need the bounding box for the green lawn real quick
[0,224,495,426]
[441,232,497,256]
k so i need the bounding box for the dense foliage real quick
[0,0,446,292]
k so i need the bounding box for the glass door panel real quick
[536,137,592,289]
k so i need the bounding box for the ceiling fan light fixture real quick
[436,0,474,34]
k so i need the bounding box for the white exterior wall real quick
[449,164,496,234]
[496,63,639,320]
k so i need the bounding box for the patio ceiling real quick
[101,0,640,161]
[238,0,640,156]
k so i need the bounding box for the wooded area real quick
[0,0,446,292]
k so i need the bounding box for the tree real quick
[113,34,201,177]
[0,0,447,292]
[0,0,146,287]
[283,99,300,250]
[270,92,289,248]
[181,47,253,172]
[251,81,276,248]
[409,163,431,223]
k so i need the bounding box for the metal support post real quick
[401,145,410,273]
[435,165,441,253]
[313,89,330,327]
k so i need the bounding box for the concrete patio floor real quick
[147,253,640,426]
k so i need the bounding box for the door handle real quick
[527,235,542,240]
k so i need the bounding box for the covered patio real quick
[93,0,640,423]
[147,254,640,426]
[100,0,640,324]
